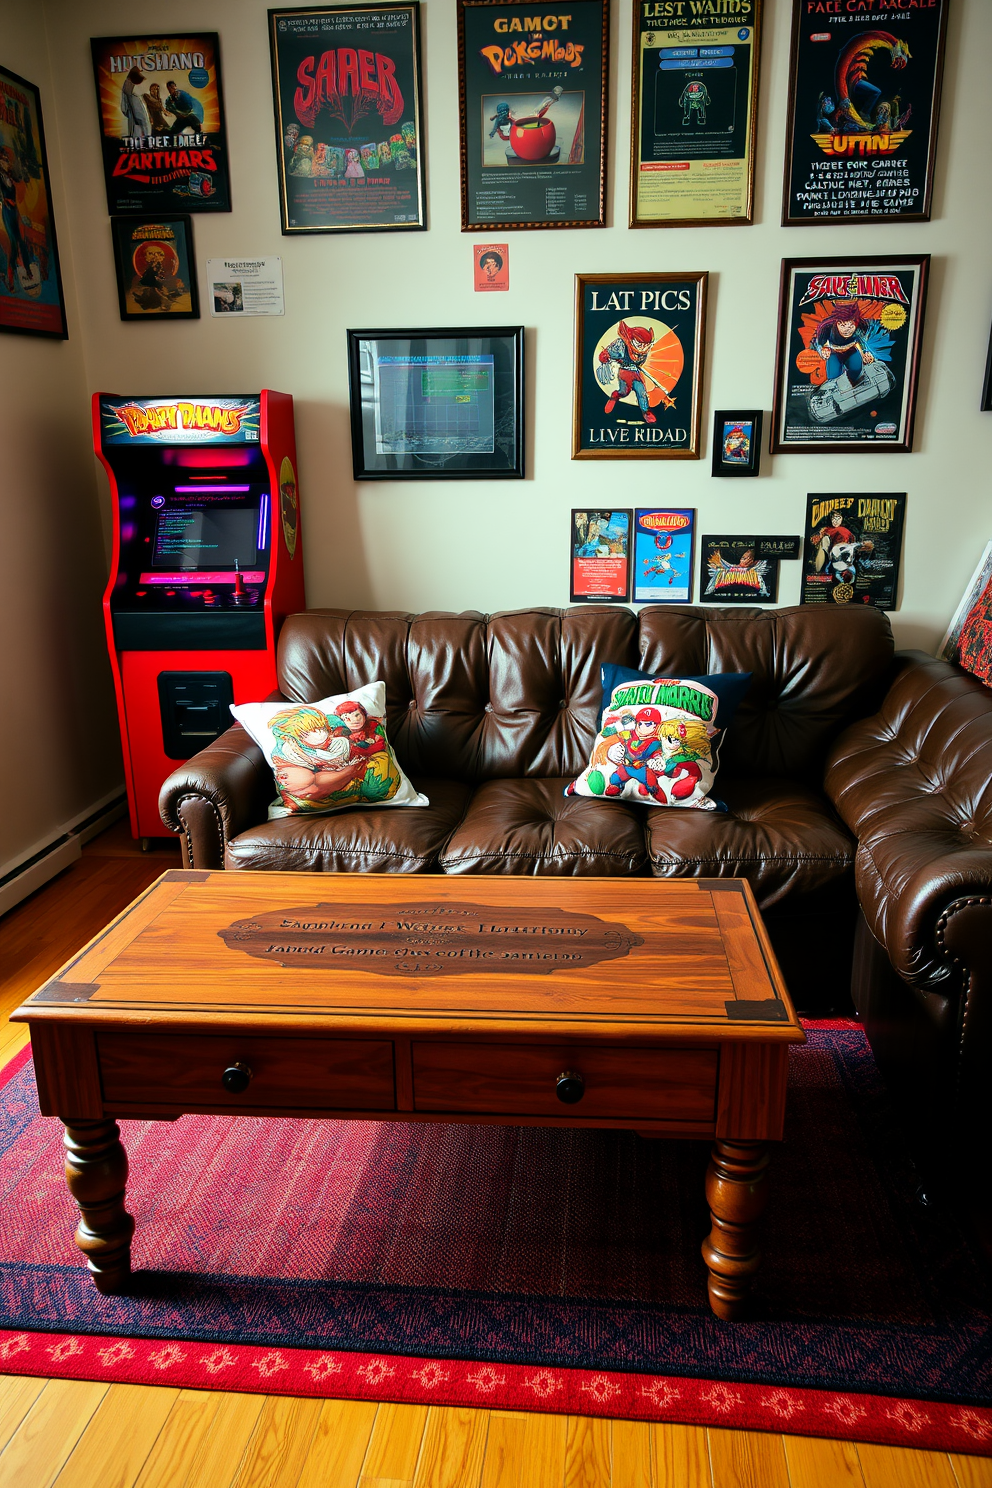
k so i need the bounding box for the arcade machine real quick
[95,391,305,842]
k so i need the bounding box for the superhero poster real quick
[633,509,695,604]
[801,492,906,610]
[630,0,761,228]
[700,535,778,604]
[571,509,631,603]
[0,65,66,338]
[269,6,426,234]
[573,272,706,459]
[91,35,231,215]
[782,0,947,226]
[458,0,608,231]
[771,255,929,454]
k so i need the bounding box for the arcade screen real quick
[153,508,258,570]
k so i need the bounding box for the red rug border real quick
[3,1028,990,1456]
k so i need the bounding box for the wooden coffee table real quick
[13,871,803,1319]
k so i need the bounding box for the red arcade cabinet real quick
[95,391,305,841]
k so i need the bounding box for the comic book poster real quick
[111,216,198,319]
[801,493,905,610]
[630,0,761,228]
[91,35,231,214]
[571,509,631,602]
[573,273,706,459]
[700,535,778,603]
[458,0,608,231]
[783,0,947,226]
[269,6,426,234]
[0,65,67,338]
[633,509,694,604]
[772,256,928,454]
[938,541,992,687]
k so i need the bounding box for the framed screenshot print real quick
[458,0,608,232]
[801,492,906,611]
[347,326,524,480]
[771,256,929,455]
[571,510,631,603]
[782,0,947,227]
[0,65,67,338]
[712,410,761,477]
[111,216,198,320]
[269,5,426,235]
[572,272,706,460]
[91,34,231,214]
[630,0,761,228]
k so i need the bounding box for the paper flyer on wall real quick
[207,257,284,316]
[633,509,694,604]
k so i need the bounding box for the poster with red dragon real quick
[269,5,426,234]
[782,0,947,226]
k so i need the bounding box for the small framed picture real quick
[571,510,631,603]
[632,508,694,603]
[711,411,762,477]
[347,326,524,479]
[111,216,199,321]
[701,535,778,605]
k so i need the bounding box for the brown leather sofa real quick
[160,605,992,1164]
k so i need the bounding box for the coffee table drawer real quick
[97,1033,395,1111]
[412,1042,717,1122]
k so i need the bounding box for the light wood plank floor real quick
[0,821,988,1488]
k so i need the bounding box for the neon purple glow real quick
[120,523,137,543]
[257,496,269,552]
[119,495,137,509]
[173,484,251,493]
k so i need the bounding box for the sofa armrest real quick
[824,651,992,985]
[159,722,274,868]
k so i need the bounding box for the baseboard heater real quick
[0,793,128,918]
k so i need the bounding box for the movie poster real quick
[701,535,778,603]
[571,509,631,602]
[801,493,906,610]
[459,0,608,231]
[0,65,67,337]
[573,273,706,459]
[783,0,947,226]
[91,35,230,214]
[269,6,426,234]
[111,216,197,319]
[630,0,761,228]
[772,256,929,454]
[633,509,694,603]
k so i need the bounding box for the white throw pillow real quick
[231,681,428,819]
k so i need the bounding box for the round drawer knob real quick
[222,1062,253,1094]
[556,1070,585,1104]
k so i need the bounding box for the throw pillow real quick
[231,681,428,819]
[567,664,751,811]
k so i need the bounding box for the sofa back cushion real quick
[277,604,893,785]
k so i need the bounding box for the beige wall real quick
[0,7,122,873]
[29,0,992,668]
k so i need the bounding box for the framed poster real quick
[269,5,426,235]
[571,510,631,603]
[771,256,929,455]
[701,536,778,604]
[91,35,231,214]
[712,410,761,477]
[0,65,67,338]
[572,272,706,460]
[630,0,761,229]
[938,541,992,685]
[633,509,694,604]
[983,323,992,413]
[458,0,608,232]
[782,0,947,227]
[347,326,524,479]
[801,493,906,611]
[111,216,198,320]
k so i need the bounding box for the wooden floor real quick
[0,821,988,1488]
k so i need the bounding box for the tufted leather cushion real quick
[645,778,855,908]
[826,652,992,983]
[224,779,471,874]
[275,605,893,788]
[440,778,648,876]
[638,605,893,785]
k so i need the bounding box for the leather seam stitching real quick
[174,793,225,868]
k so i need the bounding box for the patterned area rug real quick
[0,1023,990,1454]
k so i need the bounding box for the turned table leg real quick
[62,1119,135,1294]
[701,1139,770,1320]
